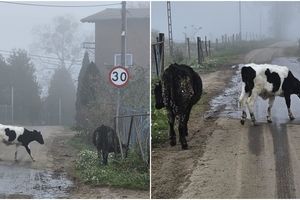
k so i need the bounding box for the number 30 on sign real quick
[109,66,129,88]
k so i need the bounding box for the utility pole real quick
[11,86,13,124]
[58,97,62,125]
[116,1,126,159]
[167,1,174,58]
[239,0,242,40]
[121,1,126,67]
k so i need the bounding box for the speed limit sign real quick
[109,66,129,88]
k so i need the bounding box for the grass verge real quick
[68,133,149,190]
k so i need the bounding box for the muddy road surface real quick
[152,41,300,198]
[0,126,73,198]
[151,67,238,198]
[182,56,300,197]
[0,126,148,199]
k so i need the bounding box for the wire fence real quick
[114,112,150,165]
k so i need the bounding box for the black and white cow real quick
[154,63,202,149]
[239,63,300,125]
[0,124,44,161]
[93,125,125,165]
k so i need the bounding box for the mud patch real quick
[205,65,242,119]
[0,164,73,198]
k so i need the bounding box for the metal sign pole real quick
[115,1,127,159]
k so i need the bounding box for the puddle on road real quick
[205,64,242,119]
[0,163,73,198]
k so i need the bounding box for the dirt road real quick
[244,41,294,63]
[152,41,300,198]
[151,66,238,198]
[0,126,148,199]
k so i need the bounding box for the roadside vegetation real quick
[68,132,149,190]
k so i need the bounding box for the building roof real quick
[81,8,149,23]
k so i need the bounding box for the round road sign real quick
[109,66,129,88]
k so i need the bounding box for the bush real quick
[75,149,149,190]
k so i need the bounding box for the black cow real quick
[0,125,44,161]
[154,63,202,149]
[93,125,125,165]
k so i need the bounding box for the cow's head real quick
[154,81,164,109]
[34,130,44,145]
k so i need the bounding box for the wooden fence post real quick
[222,35,224,45]
[152,44,159,77]
[186,37,191,60]
[208,40,211,57]
[197,37,201,64]
[205,36,208,57]
[158,33,165,76]
[201,39,204,62]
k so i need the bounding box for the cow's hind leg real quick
[184,105,192,136]
[267,96,275,123]
[167,111,176,146]
[15,145,18,161]
[102,151,108,165]
[285,94,295,120]
[239,88,248,125]
[97,148,102,164]
[178,114,188,150]
[246,91,258,125]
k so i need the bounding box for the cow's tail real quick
[92,129,98,147]
[192,72,203,104]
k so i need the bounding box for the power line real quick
[0,1,121,8]
[0,49,81,63]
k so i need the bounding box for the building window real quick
[114,54,133,67]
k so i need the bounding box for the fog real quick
[0,1,119,50]
[0,1,121,98]
[0,1,120,125]
[0,1,150,127]
[151,1,300,42]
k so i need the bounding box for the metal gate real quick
[114,112,150,165]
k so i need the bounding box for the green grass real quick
[69,133,149,190]
[67,132,94,151]
[75,149,149,190]
[151,79,169,147]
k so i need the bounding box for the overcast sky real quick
[151,1,300,42]
[0,1,121,52]
[0,1,121,96]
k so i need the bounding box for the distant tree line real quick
[0,50,41,124]
[0,49,76,125]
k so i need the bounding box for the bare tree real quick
[31,15,82,71]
